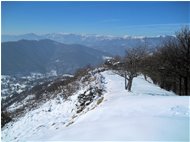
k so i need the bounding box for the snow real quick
[2,94,79,142]
[55,59,60,62]
[8,95,36,112]
[102,56,113,60]
[2,70,190,142]
[62,74,74,77]
[123,35,145,39]
[47,70,57,76]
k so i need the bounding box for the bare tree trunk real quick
[127,76,133,92]
[173,77,177,93]
[179,76,182,95]
[184,76,188,95]
[144,74,147,81]
[125,72,127,90]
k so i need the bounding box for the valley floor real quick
[2,70,190,141]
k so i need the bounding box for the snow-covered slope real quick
[2,70,189,141]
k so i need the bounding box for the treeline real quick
[142,27,190,95]
[106,27,190,95]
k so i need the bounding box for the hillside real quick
[2,70,189,141]
[2,39,108,75]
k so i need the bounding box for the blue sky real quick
[2,1,190,36]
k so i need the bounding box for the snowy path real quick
[30,71,190,141]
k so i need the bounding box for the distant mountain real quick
[2,39,109,75]
[2,33,43,41]
[2,33,174,56]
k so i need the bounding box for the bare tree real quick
[142,26,190,95]
[175,26,190,95]
[157,27,190,95]
[123,46,147,91]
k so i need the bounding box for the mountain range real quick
[2,39,108,75]
[2,33,174,56]
[1,33,175,75]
